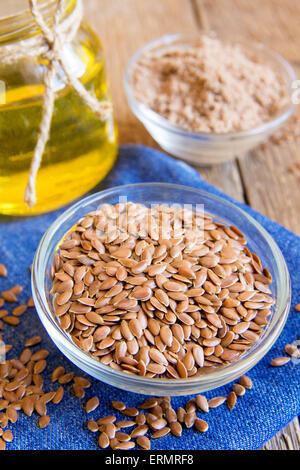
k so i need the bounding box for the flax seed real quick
[194,418,209,433]
[85,396,99,413]
[227,391,237,410]
[136,435,151,450]
[238,375,253,390]
[271,357,291,367]
[208,396,226,408]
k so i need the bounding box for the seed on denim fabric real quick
[122,407,139,417]
[87,419,99,432]
[58,372,74,384]
[195,418,209,433]
[12,305,27,317]
[35,399,47,416]
[170,421,182,437]
[115,431,131,442]
[0,437,6,450]
[3,316,20,326]
[41,391,56,404]
[208,396,226,408]
[52,387,64,404]
[22,396,35,416]
[227,391,237,410]
[0,264,7,277]
[152,427,170,439]
[33,360,47,374]
[6,406,18,423]
[116,420,135,428]
[31,350,49,361]
[24,336,42,347]
[232,384,246,396]
[51,366,65,382]
[98,432,110,449]
[131,424,148,438]
[150,418,167,431]
[285,344,300,357]
[2,430,13,442]
[184,412,196,428]
[1,290,18,303]
[97,415,117,425]
[136,435,151,450]
[294,303,300,311]
[74,377,91,389]
[85,396,99,413]
[270,357,291,366]
[115,441,135,450]
[38,415,50,429]
[112,400,126,411]
[195,395,209,413]
[238,375,253,389]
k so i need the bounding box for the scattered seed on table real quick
[34,359,47,374]
[39,415,50,429]
[73,384,85,399]
[271,357,291,367]
[85,396,99,413]
[152,427,170,439]
[73,377,91,389]
[12,305,27,317]
[195,395,209,413]
[3,316,20,326]
[285,344,300,357]
[170,421,182,437]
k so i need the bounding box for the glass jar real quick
[0,0,118,216]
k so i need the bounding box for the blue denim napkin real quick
[0,145,299,450]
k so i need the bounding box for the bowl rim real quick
[124,32,297,141]
[32,182,291,392]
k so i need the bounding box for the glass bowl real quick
[124,33,297,165]
[32,183,291,396]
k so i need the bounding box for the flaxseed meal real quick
[50,202,275,378]
[131,35,288,133]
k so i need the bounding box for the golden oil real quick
[0,11,117,216]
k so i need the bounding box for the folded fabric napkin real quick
[0,145,299,450]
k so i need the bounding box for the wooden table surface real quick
[84,0,300,450]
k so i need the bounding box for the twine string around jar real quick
[0,0,112,207]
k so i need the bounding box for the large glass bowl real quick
[32,183,291,396]
[124,33,297,165]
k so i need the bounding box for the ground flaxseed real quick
[131,35,288,133]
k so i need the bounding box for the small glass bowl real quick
[124,33,297,165]
[32,183,290,396]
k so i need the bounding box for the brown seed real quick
[136,435,151,450]
[51,366,65,382]
[232,383,246,396]
[39,415,50,429]
[227,391,237,410]
[112,400,126,411]
[2,430,13,442]
[270,357,291,367]
[58,372,74,384]
[194,418,209,433]
[170,421,182,437]
[87,419,99,432]
[195,395,209,413]
[0,264,7,277]
[85,396,99,413]
[0,437,6,450]
[114,441,135,450]
[34,360,47,374]
[52,387,64,404]
[98,432,110,449]
[238,375,253,390]
[25,336,42,347]
[152,427,170,438]
[208,396,226,408]
[294,303,300,311]
[131,424,148,438]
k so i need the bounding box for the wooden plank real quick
[194,0,300,449]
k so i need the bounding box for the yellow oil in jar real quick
[0,24,118,216]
